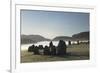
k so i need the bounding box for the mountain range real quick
[21,31,89,44]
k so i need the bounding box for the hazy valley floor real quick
[21,43,89,63]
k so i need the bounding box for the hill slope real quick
[52,36,74,41]
[72,31,89,40]
[21,35,50,44]
[52,31,89,41]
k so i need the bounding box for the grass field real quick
[21,43,89,63]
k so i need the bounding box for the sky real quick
[21,10,89,39]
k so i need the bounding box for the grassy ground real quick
[21,43,89,63]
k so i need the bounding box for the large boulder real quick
[28,44,35,52]
[50,46,56,55]
[38,45,44,55]
[57,40,67,55]
[33,46,39,55]
[49,41,56,55]
[44,46,50,55]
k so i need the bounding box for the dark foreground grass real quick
[21,43,89,63]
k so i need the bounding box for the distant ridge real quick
[52,31,89,41]
[52,36,74,41]
[21,31,89,44]
[72,31,89,40]
[21,35,51,44]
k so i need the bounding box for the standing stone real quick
[57,40,67,55]
[44,46,50,55]
[68,40,71,45]
[28,44,35,52]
